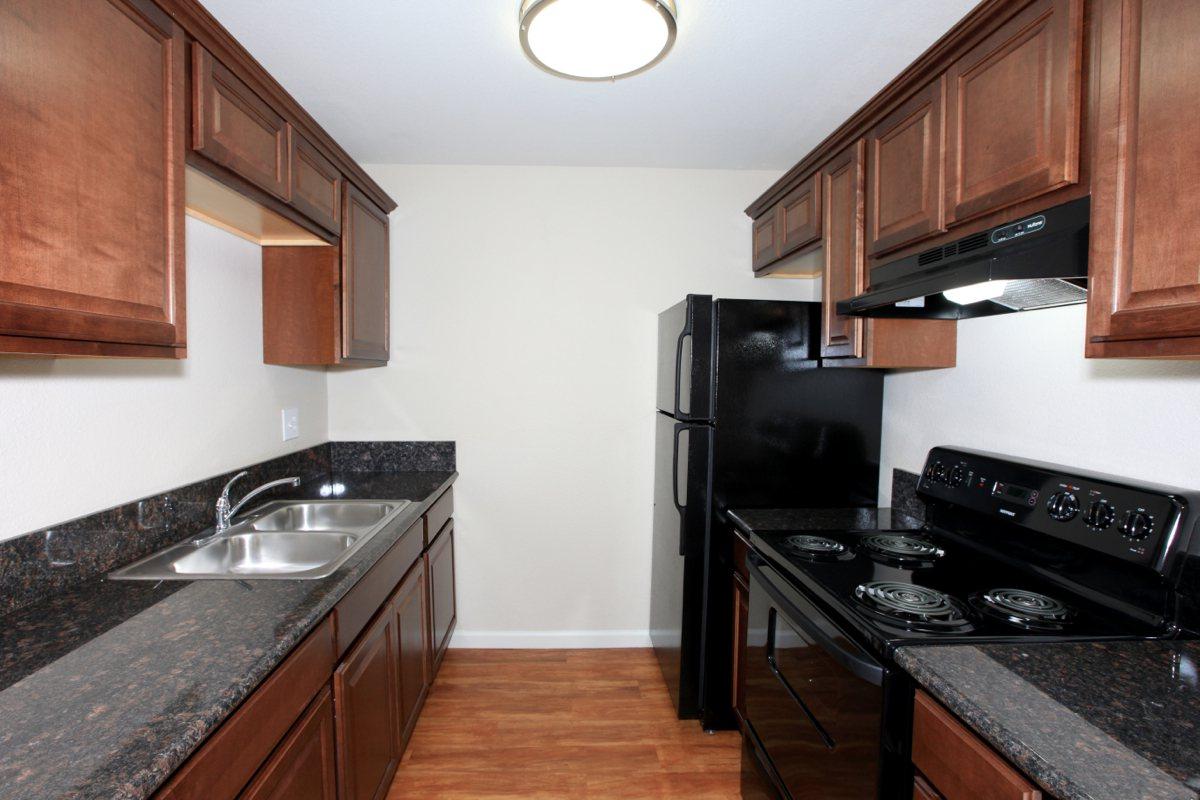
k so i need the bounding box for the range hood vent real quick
[838,197,1090,320]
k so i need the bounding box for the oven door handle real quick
[749,556,885,687]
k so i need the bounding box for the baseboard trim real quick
[449,630,652,649]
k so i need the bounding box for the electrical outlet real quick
[281,407,300,441]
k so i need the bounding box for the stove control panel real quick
[918,447,1193,572]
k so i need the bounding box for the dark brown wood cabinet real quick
[240,688,337,800]
[341,184,391,362]
[1085,0,1200,358]
[334,604,401,800]
[821,141,867,359]
[751,213,779,271]
[0,0,187,359]
[943,0,1084,226]
[289,129,343,235]
[192,44,290,202]
[427,522,457,672]
[778,173,823,257]
[867,78,946,255]
[913,690,1041,800]
[393,561,431,748]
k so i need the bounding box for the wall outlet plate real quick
[281,407,300,441]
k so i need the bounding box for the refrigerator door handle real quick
[673,325,691,417]
[671,422,692,556]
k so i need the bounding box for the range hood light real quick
[944,280,1011,306]
[519,0,678,81]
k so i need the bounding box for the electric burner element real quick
[857,534,945,566]
[781,535,850,561]
[853,581,973,632]
[971,588,1075,631]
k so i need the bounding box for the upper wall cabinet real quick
[943,0,1084,226]
[290,129,344,235]
[341,185,391,363]
[0,0,187,358]
[1085,0,1200,358]
[752,173,822,271]
[192,44,290,202]
[867,78,946,256]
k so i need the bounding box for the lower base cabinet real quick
[154,486,456,800]
[241,688,337,800]
[335,609,401,800]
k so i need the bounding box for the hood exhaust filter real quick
[838,197,1090,320]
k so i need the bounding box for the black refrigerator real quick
[651,295,884,730]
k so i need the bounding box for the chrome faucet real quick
[194,471,301,546]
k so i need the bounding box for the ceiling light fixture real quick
[519,0,678,81]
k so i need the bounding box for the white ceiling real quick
[201,0,978,170]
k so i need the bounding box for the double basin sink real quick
[109,500,411,581]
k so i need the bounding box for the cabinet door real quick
[393,562,431,749]
[820,141,867,359]
[731,572,749,723]
[334,610,400,800]
[341,184,390,362]
[1086,0,1200,357]
[240,688,337,800]
[289,129,342,235]
[0,0,186,354]
[944,0,1083,225]
[778,174,822,257]
[427,523,457,673]
[192,45,290,201]
[867,78,946,255]
[751,211,779,270]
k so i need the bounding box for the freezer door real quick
[650,411,712,718]
[656,295,713,420]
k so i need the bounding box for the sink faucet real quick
[195,471,301,545]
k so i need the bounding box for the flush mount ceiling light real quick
[519,0,678,81]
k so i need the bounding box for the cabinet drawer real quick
[334,516,424,656]
[913,690,1041,800]
[192,44,290,201]
[289,129,342,234]
[155,618,335,800]
[424,487,454,547]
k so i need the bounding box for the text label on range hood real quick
[837,197,1090,320]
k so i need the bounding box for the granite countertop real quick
[725,506,924,536]
[0,470,456,800]
[897,641,1200,800]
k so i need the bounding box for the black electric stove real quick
[739,447,1200,800]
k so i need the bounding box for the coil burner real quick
[853,581,973,632]
[971,588,1075,631]
[780,535,851,562]
[857,534,945,567]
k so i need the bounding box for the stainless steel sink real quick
[109,499,410,580]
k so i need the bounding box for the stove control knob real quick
[925,461,947,484]
[1121,511,1155,541]
[948,465,967,488]
[1084,500,1116,531]
[1046,491,1080,522]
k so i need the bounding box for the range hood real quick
[838,197,1089,319]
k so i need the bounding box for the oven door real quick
[743,553,886,800]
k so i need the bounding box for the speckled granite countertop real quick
[0,470,455,800]
[726,506,924,536]
[897,641,1200,800]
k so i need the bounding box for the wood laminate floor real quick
[387,648,742,799]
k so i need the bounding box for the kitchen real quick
[2,0,1200,798]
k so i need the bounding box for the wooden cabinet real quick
[913,690,1041,800]
[778,173,823,257]
[867,78,946,255]
[393,561,431,749]
[0,0,187,359]
[944,0,1084,226]
[821,142,867,359]
[240,688,337,800]
[427,521,457,673]
[262,183,391,366]
[289,129,343,235]
[192,44,290,201]
[1085,0,1200,358]
[334,608,401,800]
[341,184,391,362]
[751,213,779,271]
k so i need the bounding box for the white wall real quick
[879,305,1200,504]
[327,165,815,646]
[0,217,329,541]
